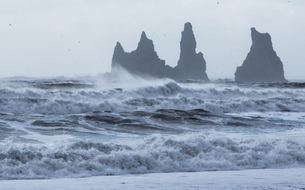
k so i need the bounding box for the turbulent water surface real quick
[0,74,305,179]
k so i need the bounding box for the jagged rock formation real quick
[235,28,286,83]
[173,22,209,81]
[112,32,171,78]
[112,22,209,81]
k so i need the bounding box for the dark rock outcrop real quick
[173,22,209,81]
[235,28,286,83]
[112,32,171,78]
[111,22,209,81]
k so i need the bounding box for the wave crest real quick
[1,134,305,179]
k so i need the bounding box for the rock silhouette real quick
[235,28,286,83]
[173,22,209,81]
[112,22,209,81]
[112,32,170,78]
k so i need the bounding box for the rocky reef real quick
[111,22,209,81]
[235,28,286,83]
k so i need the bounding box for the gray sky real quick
[0,0,304,79]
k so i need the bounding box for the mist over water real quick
[0,70,305,179]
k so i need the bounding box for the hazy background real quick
[0,0,304,79]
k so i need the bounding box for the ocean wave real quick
[256,82,305,89]
[0,134,305,179]
[0,80,304,115]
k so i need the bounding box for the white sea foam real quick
[0,76,305,180]
[1,168,305,190]
[0,132,305,179]
[0,77,304,114]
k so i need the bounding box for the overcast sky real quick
[0,0,304,79]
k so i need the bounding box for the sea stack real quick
[111,22,209,81]
[173,22,209,81]
[235,28,286,83]
[112,32,170,78]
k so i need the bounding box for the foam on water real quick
[1,132,305,179]
[0,79,304,115]
[0,73,305,179]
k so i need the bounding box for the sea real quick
[0,72,305,180]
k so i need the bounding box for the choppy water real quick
[0,74,305,179]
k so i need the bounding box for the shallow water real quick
[0,75,305,179]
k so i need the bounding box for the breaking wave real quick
[0,133,305,179]
[0,79,305,115]
[1,77,305,180]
